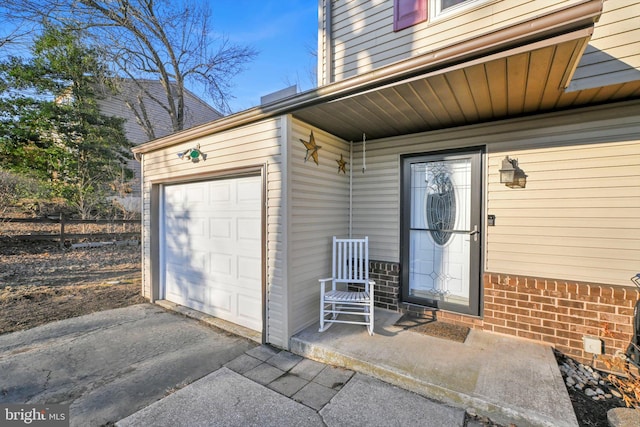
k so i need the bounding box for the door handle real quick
[469,225,479,242]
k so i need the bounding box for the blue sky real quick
[0,1,318,114]
[210,1,318,112]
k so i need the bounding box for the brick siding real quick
[356,262,638,368]
[348,260,400,310]
[480,273,639,368]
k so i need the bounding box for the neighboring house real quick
[97,79,222,208]
[132,0,640,368]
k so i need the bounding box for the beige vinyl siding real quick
[139,117,287,347]
[487,138,640,287]
[326,0,587,81]
[569,0,640,91]
[288,118,350,335]
[351,101,640,287]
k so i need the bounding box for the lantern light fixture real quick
[499,156,527,188]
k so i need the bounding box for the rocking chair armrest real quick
[319,278,333,293]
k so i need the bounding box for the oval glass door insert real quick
[425,164,456,246]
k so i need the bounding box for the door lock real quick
[469,225,479,242]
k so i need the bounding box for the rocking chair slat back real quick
[334,237,369,286]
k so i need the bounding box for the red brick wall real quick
[446,273,639,368]
[349,261,400,310]
[363,261,638,367]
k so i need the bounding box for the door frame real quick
[400,147,484,316]
[150,165,267,342]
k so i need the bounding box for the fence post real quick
[59,214,65,249]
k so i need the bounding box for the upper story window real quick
[394,0,428,32]
[394,0,480,31]
[434,0,477,17]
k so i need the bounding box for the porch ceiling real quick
[294,29,598,142]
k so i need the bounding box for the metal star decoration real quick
[336,154,347,174]
[300,130,321,165]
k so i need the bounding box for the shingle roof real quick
[97,79,223,145]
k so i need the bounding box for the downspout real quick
[349,141,353,238]
[323,0,332,85]
[137,153,146,299]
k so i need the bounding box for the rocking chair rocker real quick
[319,236,375,335]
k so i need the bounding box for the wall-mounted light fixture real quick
[499,156,527,188]
[177,143,207,163]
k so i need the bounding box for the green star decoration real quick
[300,130,321,165]
[336,154,347,174]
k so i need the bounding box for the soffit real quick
[293,29,601,141]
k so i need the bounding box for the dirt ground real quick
[0,240,146,335]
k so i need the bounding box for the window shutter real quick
[394,0,427,32]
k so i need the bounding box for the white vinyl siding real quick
[140,117,286,347]
[288,118,350,335]
[569,0,640,91]
[351,101,640,287]
[325,0,588,82]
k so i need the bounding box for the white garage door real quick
[162,176,262,332]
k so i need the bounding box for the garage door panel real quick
[238,256,261,282]
[166,264,207,288]
[211,218,232,238]
[238,217,260,242]
[211,182,232,203]
[237,180,261,202]
[237,294,262,330]
[185,186,206,203]
[189,284,207,305]
[210,253,233,276]
[164,216,191,230]
[208,288,233,313]
[163,175,262,333]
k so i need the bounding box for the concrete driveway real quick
[0,304,256,426]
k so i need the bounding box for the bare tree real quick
[0,11,38,52]
[3,0,257,136]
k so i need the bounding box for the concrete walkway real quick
[119,305,577,427]
[0,304,254,427]
[118,344,466,427]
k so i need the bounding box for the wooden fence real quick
[0,216,141,248]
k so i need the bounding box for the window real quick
[394,0,427,32]
[394,0,481,31]
[441,0,469,11]
[434,0,477,18]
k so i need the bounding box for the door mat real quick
[394,315,469,343]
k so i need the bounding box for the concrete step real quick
[290,308,577,427]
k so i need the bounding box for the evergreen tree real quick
[0,26,132,217]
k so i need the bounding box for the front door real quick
[401,148,482,315]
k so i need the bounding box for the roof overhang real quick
[133,0,602,154]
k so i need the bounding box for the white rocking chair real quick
[319,236,375,335]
